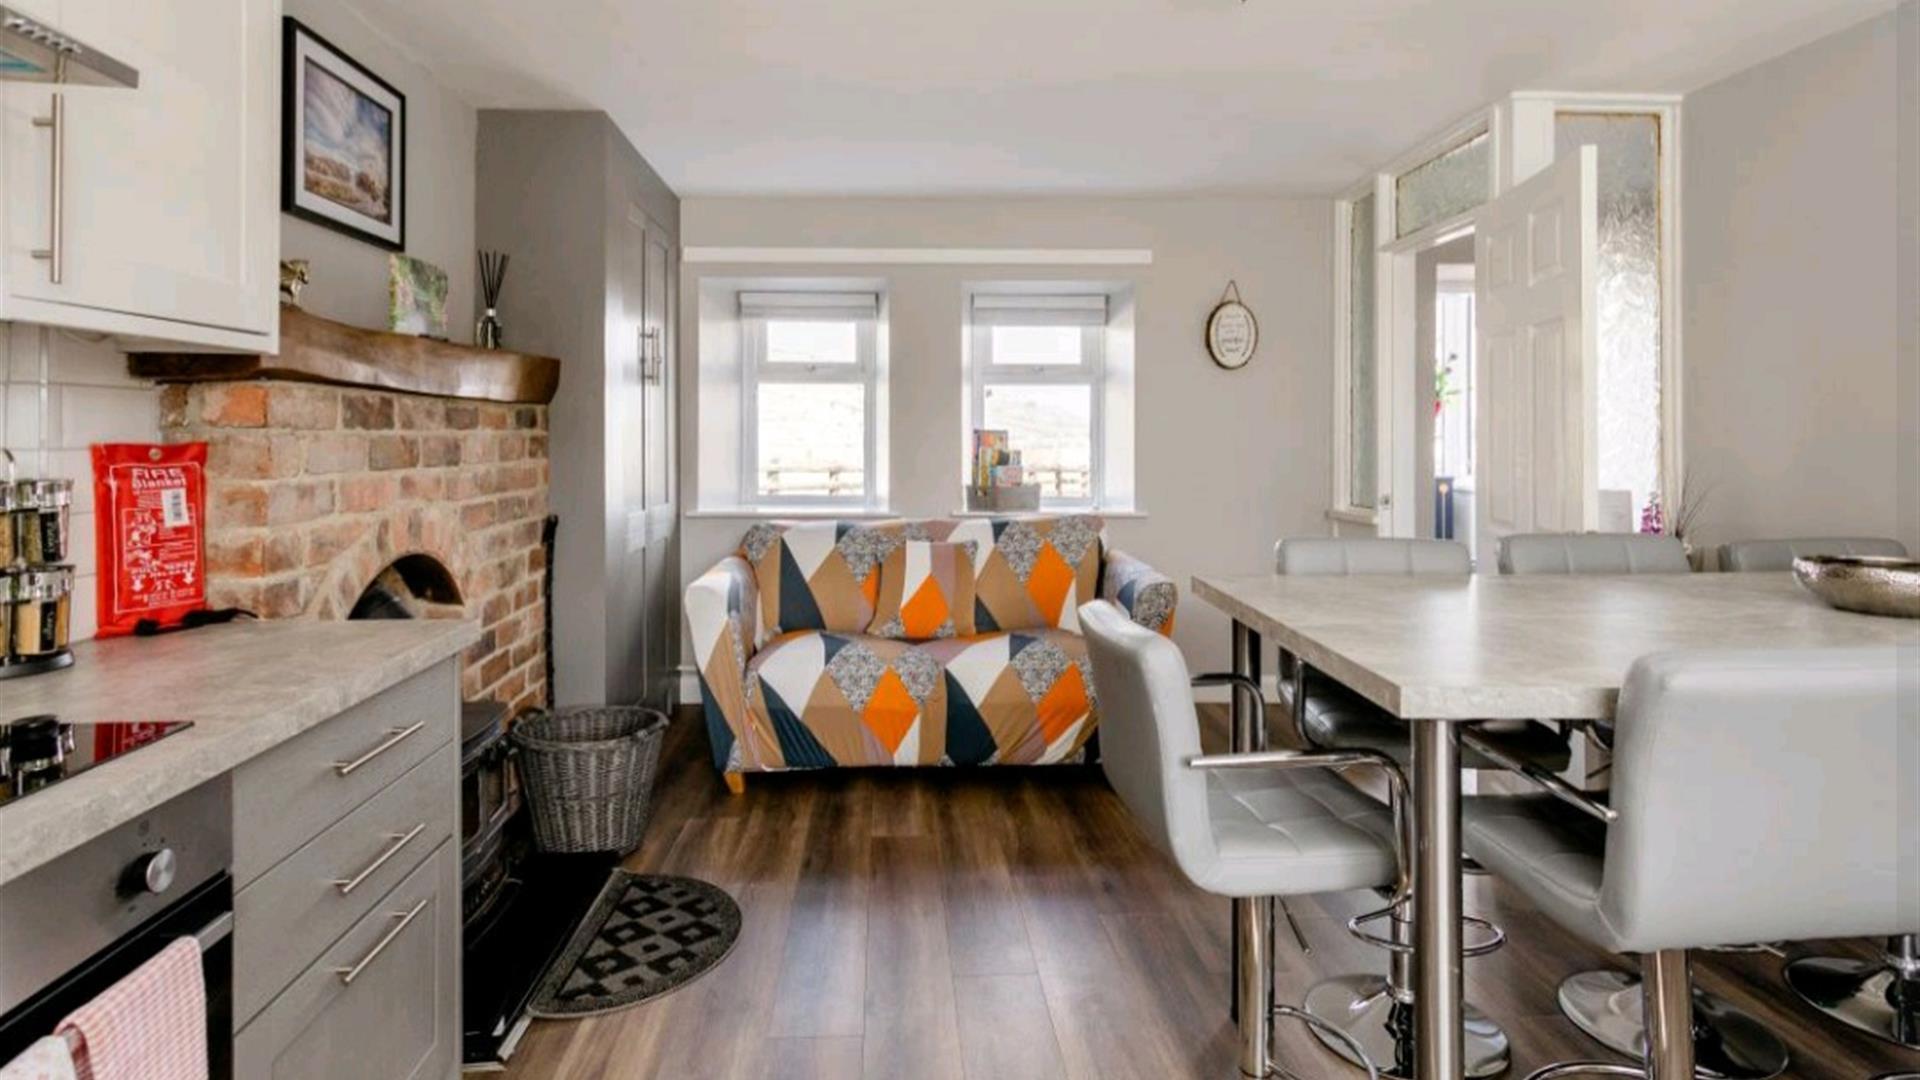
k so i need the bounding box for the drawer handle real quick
[330,823,427,896]
[331,722,426,777]
[332,897,429,987]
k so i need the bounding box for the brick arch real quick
[313,504,466,620]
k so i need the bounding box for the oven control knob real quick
[125,848,177,896]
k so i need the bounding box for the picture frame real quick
[282,18,406,250]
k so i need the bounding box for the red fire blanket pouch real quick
[92,442,209,638]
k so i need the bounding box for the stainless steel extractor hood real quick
[0,6,137,87]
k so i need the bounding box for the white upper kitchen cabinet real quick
[1,0,279,351]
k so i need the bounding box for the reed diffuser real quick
[476,250,510,349]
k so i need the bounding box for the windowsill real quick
[1326,507,1378,526]
[950,507,1148,519]
[686,507,898,520]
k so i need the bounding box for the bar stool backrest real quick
[1498,533,1690,575]
[1275,537,1470,576]
[1599,645,1919,954]
[1080,601,1216,881]
[1717,537,1909,573]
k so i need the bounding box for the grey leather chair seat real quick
[1717,536,1909,573]
[1203,766,1398,895]
[1464,794,1609,946]
[1302,673,1573,773]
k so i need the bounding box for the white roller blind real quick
[740,291,879,321]
[971,293,1108,327]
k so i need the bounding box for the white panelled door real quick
[1473,145,1599,547]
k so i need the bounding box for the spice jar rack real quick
[2,453,75,680]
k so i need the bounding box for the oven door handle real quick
[193,911,233,951]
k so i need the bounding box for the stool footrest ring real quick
[1272,1004,1380,1080]
[1347,905,1505,958]
[1523,1065,1645,1080]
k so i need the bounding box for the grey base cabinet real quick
[231,659,462,1079]
[235,843,458,1079]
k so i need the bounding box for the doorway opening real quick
[1413,234,1477,561]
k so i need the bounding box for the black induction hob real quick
[0,716,192,808]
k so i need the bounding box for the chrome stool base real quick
[1303,973,1511,1079]
[1783,954,1920,1049]
[1558,970,1789,1079]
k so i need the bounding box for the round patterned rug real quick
[527,871,741,1018]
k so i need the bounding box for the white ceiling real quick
[354,0,1891,197]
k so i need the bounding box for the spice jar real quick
[14,480,72,564]
[10,566,72,659]
[0,572,15,662]
[0,485,15,568]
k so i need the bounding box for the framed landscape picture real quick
[282,19,405,249]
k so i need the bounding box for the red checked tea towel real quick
[0,1037,77,1080]
[56,938,207,1080]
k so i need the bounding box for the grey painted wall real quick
[282,0,477,342]
[478,111,678,707]
[1683,7,1920,558]
[676,196,1332,678]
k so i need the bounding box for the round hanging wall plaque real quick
[1206,280,1258,370]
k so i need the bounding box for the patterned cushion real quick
[739,520,915,635]
[952,515,1103,633]
[742,628,1097,769]
[868,540,978,640]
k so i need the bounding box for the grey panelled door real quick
[639,223,677,708]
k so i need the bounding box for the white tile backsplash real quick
[3,323,162,644]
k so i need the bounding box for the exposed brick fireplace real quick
[156,380,551,712]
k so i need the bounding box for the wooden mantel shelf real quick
[128,306,560,405]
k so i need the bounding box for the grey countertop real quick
[0,619,480,887]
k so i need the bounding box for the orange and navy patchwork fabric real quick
[868,540,978,640]
[690,515,1174,774]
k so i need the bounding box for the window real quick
[969,294,1107,507]
[741,291,879,506]
[1344,192,1379,512]
[1394,130,1491,238]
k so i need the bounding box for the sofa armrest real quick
[685,555,759,771]
[1102,549,1178,635]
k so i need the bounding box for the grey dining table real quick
[1190,569,1919,1080]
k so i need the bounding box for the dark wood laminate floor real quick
[500,706,1916,1080]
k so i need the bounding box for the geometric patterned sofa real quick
[685,515,1176,792]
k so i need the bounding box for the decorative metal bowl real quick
[1791,555,1920,618]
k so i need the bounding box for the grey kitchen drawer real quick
[233,658,457,886]
[236,839,460,1080]
[234,740,456,1025]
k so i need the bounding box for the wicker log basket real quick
[511,706,668,855]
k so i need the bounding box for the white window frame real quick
[740,291,881,509]
[968,293,1108,510]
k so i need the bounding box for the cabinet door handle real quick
[330,823,426,896]
[331,722,426,777]
[331,897,429,986]
[30,92,63,284]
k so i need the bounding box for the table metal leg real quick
[1228,619,1263,1024]
[1412,720,1465,1080]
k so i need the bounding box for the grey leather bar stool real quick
[1497,532,1692,575]
[1718,536,1919,1049]
[1717,536,1909,572]
[1462,646,1918,1079]
[1495,531,1794,1074]
[1272,537,1553,1078]
[1080,600,1409,1080]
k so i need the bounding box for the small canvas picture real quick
[388,254,449,338]
[283,19,405,249]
